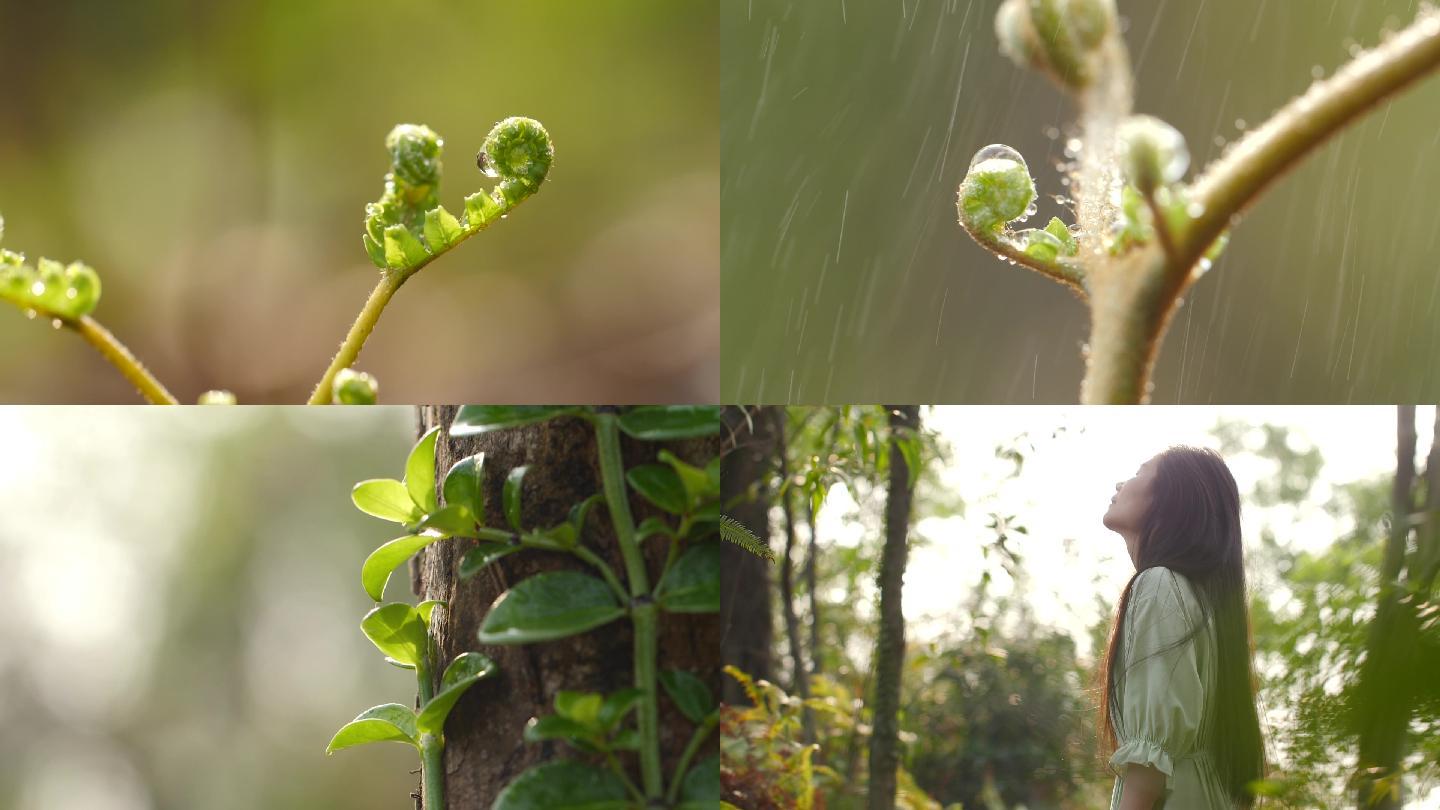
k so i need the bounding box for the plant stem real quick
[574,545,629,603]
[66,315,178,404]
[1182,9,1440,267]
[416,655,445,810]
[665,712,717,805]
[594,412,663,800]
[307,270,412,405]
[605,751,647,804]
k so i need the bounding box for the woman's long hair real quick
[1097,446,1265,806]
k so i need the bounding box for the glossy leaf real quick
[417,503,474,536]
[326,704,419,754]
[655,543,719,613]
[677,755,720,808]
[443,453,485,517]
[459,541,520,579]
[492,760,630,810]
[352,479,421,523]
[360,603,429,666]
[362,534,446,602]
[417,600,445,626]
[478,572,625,645]
[523,714,594,744]
[504,466,528,531]
[450,406,583,436]
[555,691,603,728]
[406,427,441,514]
[659,669,714,724]
[417,651,497,734]
[617,405,721,440]
[626,464,687,515]
[598,688,644,730]
[658,450,713,505]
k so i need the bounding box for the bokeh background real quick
[721,0,1440,403]
[0,407,422,809]
[0,0,717,404]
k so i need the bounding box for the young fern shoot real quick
[959,0,1440,403]
[309,117,554,404]
[0,117,551,405]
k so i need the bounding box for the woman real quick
[1099,446,1266,809]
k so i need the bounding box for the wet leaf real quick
[479,572,625,644]
[326,704,419,754]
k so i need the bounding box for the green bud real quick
[333,368,379,405]
[479,117,554,196]
[1118,115,1189,194]
[61,262,101,318]
[996,0,1046,75]
[383,224,431,270]
[1067,0,1114,50]
[1023,228,1065,262]
[197,390,237,405]
[1044,216,1078,255]
[995,0,1113,90]
[957,145,1037,234]
[385,124,443,191]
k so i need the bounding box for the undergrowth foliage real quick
[0,117,552,404]
[331,405,724,810]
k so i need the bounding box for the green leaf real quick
[418,503,474,536]
[677,755,720,808]
[463,189,505,230]
[360,603,429,666]
[655,543,719,613]
[635,516,674,543]
[326,704,419,754]
[1044,216,1077,254]
[504,466,528,531]
[362,232,387,268]
[362,534,447,601]
[555,691,603,728]
[459,541,520,579]
[719,516,773,562]
[609,729,641,751]
[383,223,429,269]
[417,651,497,734]
[405,427,441,514]
[417,600,445,626]
[617,405,721,440]
[492,760,630,810]
[568,493,602,538]
[352,479,422,523]
[443,453,485,517]
[598,688,644,730]
[478,571,625,645]
[522,524,575,551]
[423,205,465,251]
[522,714,594,744]
[626,464,687,514]
[658,450,713,506]
[659,669,714,724]
[450,405,582,436]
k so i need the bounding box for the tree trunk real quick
[776,417,814,743]
[867,405,919,810]
[412,406,719,808]
[1354,406,1418,810]
[720,405,778,704]
[805,501,821,678]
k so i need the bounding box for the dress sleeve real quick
[1108,566,1207,786]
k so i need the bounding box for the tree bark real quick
[1354,406,1418,810]
[720,406,778,704]
[867,405,919,810]
[775,416,814,743]
[805,501,821,679]
[412,406,719,808]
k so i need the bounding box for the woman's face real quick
[1103,455,1160,558]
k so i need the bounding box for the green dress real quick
[1108,566,1231,809]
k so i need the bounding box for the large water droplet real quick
[970,144,1028,172]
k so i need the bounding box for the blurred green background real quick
[0,0,717,404]
[721,0,1440,403]
[0,407,423,809]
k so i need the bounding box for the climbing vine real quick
[330,405,724,809]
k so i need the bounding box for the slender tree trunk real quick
[805,501,821,678]
[411,406,719,808]
[720,405,778,704]
[776,417,814,742]
[1354,406,1418,810]
[867,405,919,810]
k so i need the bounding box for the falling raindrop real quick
[1234,118,1247,131]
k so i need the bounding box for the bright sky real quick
[821,406,1434,659]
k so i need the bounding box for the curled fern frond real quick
[720,515,774,563]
